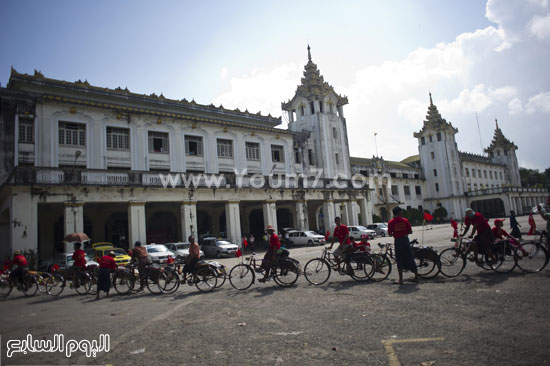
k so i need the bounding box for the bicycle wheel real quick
[0,276,13,297]
[146,269,163,294]
[348,254,374,282]
[22,275,38,297]
[370,254,391,282]
[490,242,518,273]
[214,265,227,288]
[46,272,66,296]
[74,272,91,295]
[229,264,254,290]
[113,270,133,295]
[272,261,299,287]
[304,258,331,285]
[159,270,180,294]
[415,257,439,278]
[515,241,549,273]
[36,273,51,293]
[439,248,466,278]
[195,266,218,292]
[86,268,98,295]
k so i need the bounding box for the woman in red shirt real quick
[258,225,280,283]
[96,251,117,299]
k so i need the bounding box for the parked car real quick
[165,242,204,259]
[286,230,326,246]
[366,223,388,237]
[201,237,239,258]
[91,246,131,266]
[39,252,99,271]
[348,225,376,240]
[144,244,174,264]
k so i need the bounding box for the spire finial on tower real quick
[307,44,311,62]
[429,91,433,106]
[495,118,499,129]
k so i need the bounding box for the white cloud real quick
[220,67,228,79]
[528,14,550,40]
[526,91,550,114]
[508,98,523,115]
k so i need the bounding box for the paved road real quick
[1,214,548,366]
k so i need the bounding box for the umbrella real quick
[64,232,90,242]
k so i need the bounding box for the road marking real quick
[381,337,445,366]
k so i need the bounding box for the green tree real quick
[433,206,448,223]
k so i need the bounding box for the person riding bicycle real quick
[492,219,528,256]
[9,250,28,289]
[353,234,371,253]
[182,235,201,282]
[462,208,496,264]
[329,216,353,273]
[538,196,550,246]
[258,225,280,283]
[509,210,522,240]
[96,251,117,299]
[131,241,150,291]
[388,206,419,284]
[71,242,87,287]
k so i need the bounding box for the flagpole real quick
[374,132,379,157]
[421,219,425,246]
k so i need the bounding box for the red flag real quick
[423,212,433,222]
[243,238,248,247]
[325,231,330,241]
[235,248,242,257]
[528,213,536,235]
[167,256,175,264]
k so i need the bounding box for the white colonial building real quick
[0,47,546,261]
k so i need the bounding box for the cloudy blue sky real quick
[1,0,549,170]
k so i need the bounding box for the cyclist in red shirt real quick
[462,208,496,263]
[353,234,371,253]
[329,216,352,272]
[10,250,28,288]
[258,225,281,283]
[96,251,117,299]
[388,206,418,284]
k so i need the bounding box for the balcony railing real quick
[465,186,547,197]
[7,166,374,191]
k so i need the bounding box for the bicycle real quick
[303,247,373,285]
[45,266,96,296]
[0,269,39,297]
[377,239,440,279]
[438,235,514,277]
[112,262,163,295]
[515,230,549,273]
[229,253,300,290]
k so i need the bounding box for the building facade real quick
[0,48,546,261]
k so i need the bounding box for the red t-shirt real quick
[333,225,351,245]
[465,212,491,233]
[492,227,509,240]
[13,254,28,267]
[72,249,87,268]
[99,255,117,270]
[353,241,370,252]
[388,217,412,239]
[269,234,281,251]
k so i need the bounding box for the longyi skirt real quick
[394,237,417,272]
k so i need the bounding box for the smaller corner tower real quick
[282,45,350,179]
[485,119,521,187]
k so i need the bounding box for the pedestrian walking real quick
[96,251,117,299]
[131,241,149,291]
[509,210,522,240]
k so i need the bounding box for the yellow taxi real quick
[92,245,131,266]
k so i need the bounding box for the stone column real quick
[128,201,146,248]
[225,201,242,246]
[262,200,278,232]
[346,200,357,226]
[181,201,198,242]
[11,192,38,254]
[359,197,369,226]
[322,200,336,235]
[64,201,84,235]
[295,200,309,231]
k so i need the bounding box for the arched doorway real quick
[380,207,388,222]
[147,212,178,244]
[276,208,293,231]
[197,210,212,237]
[249,209,265,239]
[105,213,128,248]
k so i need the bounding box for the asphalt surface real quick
[1,215,549,366]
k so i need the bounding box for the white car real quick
[287,230,326,246]
[39,252,99,271]
[348,225,376,240]
[201,237,239,258]
[144,244,174,264]
[165,242,204,259]
[366,223,388,237]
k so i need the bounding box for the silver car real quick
[165,242,204,259]
[348,225,376,240]
[287,230,325,246]
[367,223,388,237]
[201,237,239,258]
